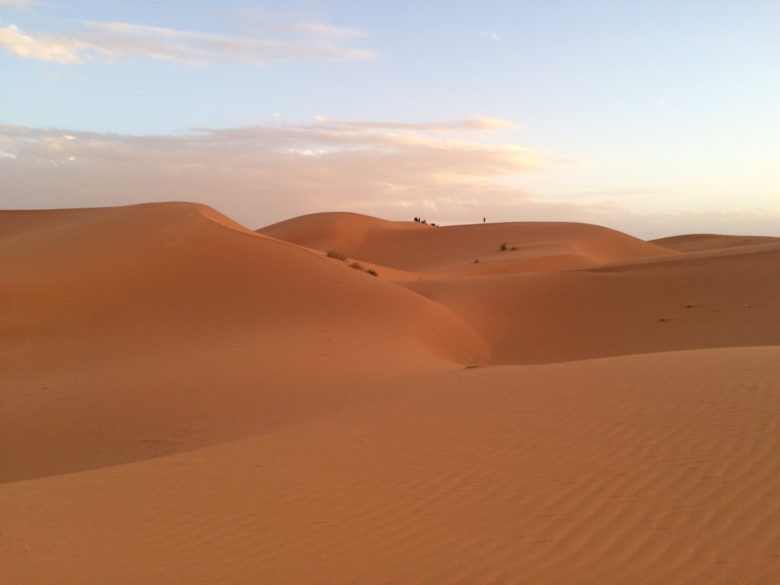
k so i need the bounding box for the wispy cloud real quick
[0,118,579,226]
[0,0,38,6]
[311,116,519,132]
[480,31,501,43]
[0,19,375,65]
[290,21,365,39]
[5,119,773,236]
[0,118,780,237]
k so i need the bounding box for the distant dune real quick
[651,233,780,252]
[3,203,779,585]
[259,211,676,275]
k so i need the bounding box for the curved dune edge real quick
[2,346,779,585]
[1,202,487,369]
[1,203,491,482]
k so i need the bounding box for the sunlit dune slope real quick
[405,243,780,363]
[652,233,780,252]
[3,346,779,585]
[0,203,487,482]
[259,212,676,274]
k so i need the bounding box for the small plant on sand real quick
[326,250,347,261]
[367,268,379,277]
[349,262,363,270]
[499,242,508,251]
[464,356,483,369]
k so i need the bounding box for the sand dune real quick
[404,241,780,363]
[652,233,780,251]
[1,203,486,482]
[3,203,778,584]
[259,212,676,275]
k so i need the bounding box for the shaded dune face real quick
[3,203,780,585]
[2,204,485,369]
[405,245,780,363]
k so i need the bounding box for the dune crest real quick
[259,212,676,275]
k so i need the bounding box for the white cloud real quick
[0,0,38,6]
[0,19,375,65]
[0,24,86,64]
[0,118,567,226]
[3,119,776,237]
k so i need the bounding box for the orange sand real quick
[2,203,779,584]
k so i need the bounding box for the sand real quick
[2,203,779,584]
[651,233,780,252]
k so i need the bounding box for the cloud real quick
[311,116,519,132]
[0,118,577,227]
[0,0,37,6]
[0,24,86,64]
[480,31,502,43]
[3,119,776,236]
[0,19,375,65]
[290,22,365,39]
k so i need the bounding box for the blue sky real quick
[1,0,778,236]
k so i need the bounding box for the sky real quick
[1,0,778,237]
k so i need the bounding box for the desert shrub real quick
[464,356,483,369]
[327,250,347,261]
[349,262,363,270]
[499,242,508,251]
[367,269,378,276]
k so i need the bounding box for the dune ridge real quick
[259,212,677,275]
[3,202,778,585]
